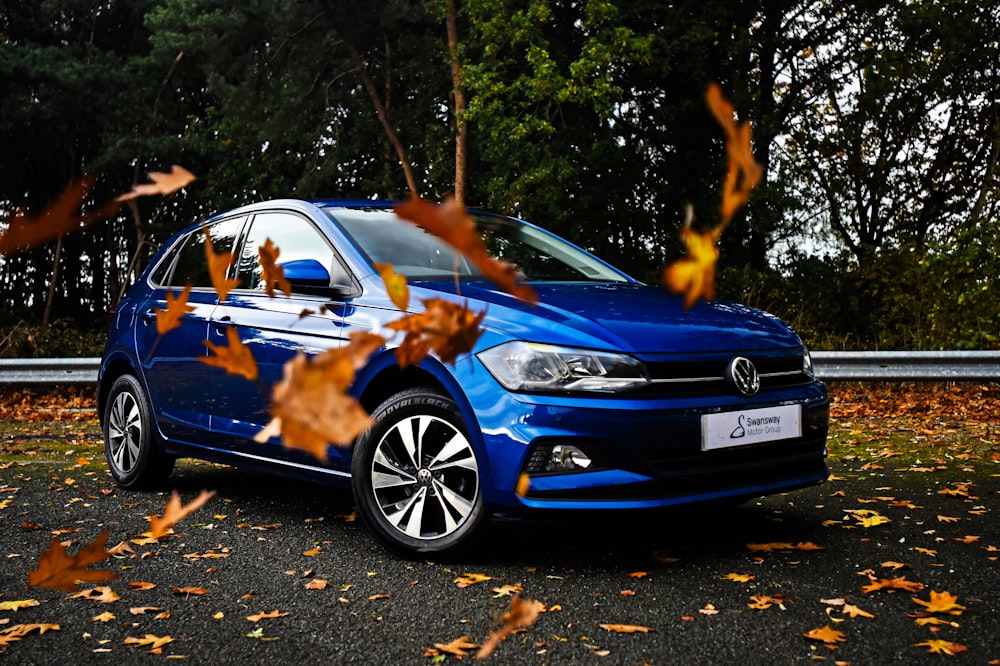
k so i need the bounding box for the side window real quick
[236,212,342,292]
[166,217,245,288]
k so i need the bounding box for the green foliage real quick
[0,319,107,359]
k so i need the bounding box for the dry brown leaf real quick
[386,298,485,367]
[0,600,39,612]
[663,221,719,309]
[861,576,924,594]
[722,573,754,583]
[0,623,60,649]
[68,586,120,603]
[27,531,116,591]
[430,635,479,658]
[203,228,240,302]
[395,195,537,304]
[172,586,209,596]
[117,165,195,202]
[200,327,258,381]
[147,490,216,540]
[155,283,195,336]
[842,603,875,619]
[255,331,385,461]
[0,177,116,256]
[914,639,968,655]
[92,611,116,623]
[912,590,966,615]
[803,625,846,644]
[599,623,653,634]
[374,262,410,311]
[705,83,763,226]
[454,573,493,588]
[123,633,174,649]
[258,238,291,298]
[246,610,289,622]
[476,594,545,659]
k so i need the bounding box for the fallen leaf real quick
[803,625,846,644]
[172,586,209,596]
[246,610,289,622]
[454,573,492,588]
[68,586,119,603]
[92,611,116,623]
[912,590,966,615]
[155,283,195,336]
[305,579,329,590]
[27,531,116,591]
[0,623,60,649]
[722,573,754,583]
[861,576,924,594]
[147,490,216,540]
[201,327,258,381]
[0,600,39,612]
[599,624,653,634]
[117,165,195,201]
[123,633,174,649]
[914,639,968,655]
[430,635,479,658]
[842,603,875,619]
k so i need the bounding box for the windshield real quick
[327,208,629,283]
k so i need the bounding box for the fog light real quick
[547,444,592,471]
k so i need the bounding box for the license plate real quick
[701,405,802,451]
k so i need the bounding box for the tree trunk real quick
[445,0,467,205]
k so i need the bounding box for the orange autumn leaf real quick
[842,603,875,619]
[912,590,966,615]
[172,586,209,596]
[374,262,410,311]
[803,625,846,644]
[386,298,485,367]
[454,572,493,588]
[476,593,545,659]
[203,228,240,302]
[914,639,968,655]
[255,331,385,461]
[722,573,754,583]
[395,195,537,304]
[515,473,531,497]
[200,327,258,381]
[431,635,479,658]
[123,633,174,649]
[146,490,216,540]
[599,623,653,634]
[27,531,116,591]
[0,599,39,612]
[705,83,763,226]
[0,623,61,649]
[117,165,196,202]
[663,219,719,309]
[861,576,924,594]
[69,586,120,603]
[154,283,195,336]
[246,609,289,622]
[258,238,291,298]
[0,176,119,255]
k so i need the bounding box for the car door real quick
[135,217,245,445]
[206,210,358,468]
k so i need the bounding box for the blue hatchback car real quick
[98,199,829,555]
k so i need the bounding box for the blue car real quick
[98,199,829,555]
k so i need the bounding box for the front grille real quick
[629,353,811,398]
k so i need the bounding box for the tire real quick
[103,374,175,489]
[352,387,488,557]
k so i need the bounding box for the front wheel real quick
[352,388,488,557]
[103,374,175,489]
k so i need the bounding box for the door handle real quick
[212,315,234,331]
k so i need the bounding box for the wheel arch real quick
[97,353,140,426]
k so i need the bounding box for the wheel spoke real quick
[381,486,426,537]
[432,477,474,520]
[428,432,477,473]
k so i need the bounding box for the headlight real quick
[477,341,649,393]
[803,346,814,378]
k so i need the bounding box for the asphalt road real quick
[1,426,998,664]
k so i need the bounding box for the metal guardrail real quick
[1,352,999,384]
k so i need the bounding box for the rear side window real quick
[156,217,245,288]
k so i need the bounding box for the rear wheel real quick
[103,374,175,488]
[352,388,487,557]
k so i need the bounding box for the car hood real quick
[409,281,802,354]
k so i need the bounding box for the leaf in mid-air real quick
[27,531,116,591]
[374,262,410,311]
[117,165,195,202]
[476,594,545,659]
[146,490,216,540]
[395,195,537,304]
[201,327,258,381]
[155,283,195,336]
[386,298,485,367]
[255,331,385,461]
[662,215,719,309]
[257,238,291,298]
[203,228,240,302]
[705,83,762,226]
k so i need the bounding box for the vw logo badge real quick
[727,356,760,397]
